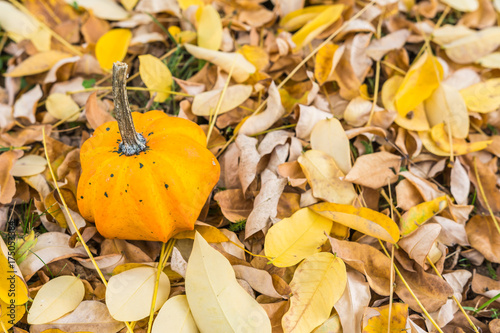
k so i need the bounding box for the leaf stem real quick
[113,62,147,156]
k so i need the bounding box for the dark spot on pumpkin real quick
[89,182,91,185]
[153,161,155,164]
[140,163,144,168]
[110,174,114,177]
[164,184,169,189]
[106,127,110,131]
[104,192,108,198]
[80,196,83,199]
[148,132,154,136]
[139,200,143,202]
[125,190,127,193]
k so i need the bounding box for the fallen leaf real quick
[329,237,392,296]
[466,215,500,263]
[13,85,43,124]
[394,51,443,117]
[280,5,329,31]
[64,0,129,20]
[399,195,448,236]
[235,134,259,194]
[197,4,222,50]
[184,44,256,83]
[10,155,47,177]
[441,0,478,11]
[245,169,287,239]
[139,54,173,102]
[105,266,170,321]
[191,84,252,116]
[186,232,271,332]
[291,5,344,51]
[46,93,81,122]
[298,150,357,205]
[424,83,469,139]
[295,105,333,140]
[430,123,491,155]
[314,43,341,85]
[344,151,401,189]
[450,158,470,205]
[282,252,347,333]
[334,270,371,333]
[95,29,132,71]
[460,78,500,113]
[362,303,408,333]
[84,92,115,130]
[443,27,500,64]
[239,82,285,136]
[366,30,411,61]
[214,189,253,222]
[398,223,441,267]
[0,237,29,305]
[311,202,400,243]
[310,118,351,175]
[264,208,333,267]
[29,300,124,333]
[5,51,72,77]
[233,265,284,299]
[0,150,23,204]
[152,295,198,333]
[28,275,85,324]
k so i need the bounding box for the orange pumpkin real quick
[77,62,220,242]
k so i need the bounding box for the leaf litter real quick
[1,0,500,332]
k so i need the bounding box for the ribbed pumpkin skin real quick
[77,111,220,242]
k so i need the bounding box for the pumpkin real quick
[77,62,220,242]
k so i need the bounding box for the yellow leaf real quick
[298,150,357,205]
[443,27,500,64]
[68,0,129,20]
[476,52,500,68]
[197,5,222,50]
[46,93,81,121]
[424,83,469,139]
[282,252,347,333]
[28,276,85,324]
[191,84,252,116]
[152,295,198,333]
[382,75,430,131]
[169,26,197,45]
[310,202,400,244]
[394,51,443,117]
[280,5,330,31]
[184,44,256,83]
[264,208,333,267]
[174,224,229,243]
[310,118,351,175]
[430,123,491,155]
[139,54,173,102]
[237,45,269,71]
[292,5,344,52]
[95,29,132,71]
[362,303,409,333]
[105,266,170,321]
[314,43,340,85]
[5,51,72,77]
[186,232,271,332]
[460,78,500,113]
[121,0,138,11]
[178,0,204,10]
[399,195,448,236]
[418,130,453,156]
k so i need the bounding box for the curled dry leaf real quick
[344,151,401,189]
[398,223,441,267]
[106,266,170,321]
[366,29,410,61]
[282,252,347,333]
[239,82,285,136]
[430,123,491,155]
[298,149,357,205]
[314,43,341,85]
[139,54,173,102]
[28,275,85,324]
[264,208,333,267]
[184,44,256,83]
[399,195,448,236]
[186,232,271,332]
[5,51,72,77]
[152,295,198,333]
[311,202,400,244]
[450,158,470,205]
[0,150,23,203]
[13,85,43,124]
[279,5,329,31]
[191,84,252,116]
[84,92,115,130]
[214,189,253,222]
[233,265,284,299]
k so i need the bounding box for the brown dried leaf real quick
[345,152,401,189]
[0,150,23,204]
[466,215,500,263]
[214,189,253,222]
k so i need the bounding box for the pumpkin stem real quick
[113,62,147,156]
